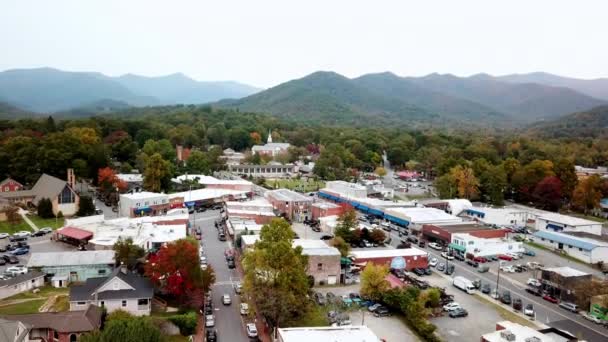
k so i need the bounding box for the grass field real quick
[0,299,46,315]
[2,286,69,301]
[0,215,64,234]
[265,179,325,192]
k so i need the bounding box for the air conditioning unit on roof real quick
[500,330,516,341]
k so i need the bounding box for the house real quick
[266,189,312,222]
[119,191,170,218]
[278,326,381,342]
[0,318,30,342]
[0,271,45,300]
[532,230,608,265]
[1,305,102,342]
[27,251,115,285]
[251,132,291,157]
[0,178,24,192]
[0,173,80,216]
[293,239,341,285]
[70,268,154,316]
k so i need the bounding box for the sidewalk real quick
[18,209,38,231]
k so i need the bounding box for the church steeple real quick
[267,129,273,143]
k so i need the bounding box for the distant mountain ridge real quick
[526,105,608,138]
[0,67,261,113]
[497,72,608,101]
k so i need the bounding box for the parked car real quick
[246,323,258,338]
[429,242,442,250]
[206,329,218,342]
[368,303,382,312]
[466,259,479,268]
[454,253,465,261]
[0,233,9,239]
[6,265,27,275]
[501,291,512,305]
[31,230,47,237]
[523,249,536,256]
[477,265,490,273]
[481,283,491,294]
[527,262,543,269]
[473,256,487,263]
[13,231,31,238]
[240,303,249,315]
[314,292,326,305]
[498,254,513,261]
[326,292,338,304]
[205,315,215,327]
[513,298,522,311]
[500,265,515,273]
[449,308,468,318]
[583,312,602,324]
[524,304,535,317]
[441,252,454,260]
[429,257,438,267]
[227,259,236,269]
[543,294,559,304]
[445,264,455,275]
[424,268,432,275]
[436,263,445,272]
[0,258,5,266]
[41,227,54,235]
[527,278,542,287]
[218,232,226,241]
[10,247,29,255]
[320,234,334,241]
[443,302,461,311]
[222,294,231,305]
[374,306,391,317]
[559,302,578,312]
[1,255,18,264]
[413,268,426,276]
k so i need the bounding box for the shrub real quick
[168,311,197,336]
[37,198,54,218]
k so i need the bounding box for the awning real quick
[546,223,564,231]
[57,226,93,241]
[448,243,466,252]
[133,207,152,214]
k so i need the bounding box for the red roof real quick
[385,274,406,289]
[57,226,93,240]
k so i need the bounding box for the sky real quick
[1,0,607,88]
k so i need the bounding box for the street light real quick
[495,264,502,299]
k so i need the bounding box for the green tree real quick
[434,172,457,198]
[242,218,310,331]
[360,263,389,301]
[479,165,507,205]
[80,310,163,342]
[554,159,578,200]
[113,237,145,270]
[37,198,54,218]
[77,196,96,217]
[186,150,211,174]
[572,175,603,213]
[331,236,350,257]
[334,208,357,242]
[143,153,172,192]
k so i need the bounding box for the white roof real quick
[543,266,589,278]
[172,174,252,186]
[537,212,601,227]
[116,173,143,182]
[266,189,312,202]
[241,234,260,246]
[385,207,462,224]
[252,143,290,151]
[312,202,340,209]
[481,321,554,342]
[278,326,380,342]
[28,250,115,267]
[168,188,248,202]
[351,247,427,259]
[226,198,273,209]
[443,199,473,215]
[120,191,167,200]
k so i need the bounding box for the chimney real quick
[67,168,75,189]
[176,145,183,161]
[120,262,128,274]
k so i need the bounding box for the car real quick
[8,235,27,243]
[374,306,390,317]
[314,292,326,305]
[523,249,536,256]
[218,233,226,241]
[582,312,602,324]
[512,298,522,311]
[524,304,535,317]
[477,266,490,273]
[429,257,438,267]
[222,294,231,305]
[559,302,578,312]
[501,291,512,305]
[246,323,258,338]
[206,329,217,342]
[0,233,9,239]
[424,268,432,275]
[543,294,559,304]
[0,245,6,252]
[481,283,491,294]
[500,265,515,273]
[441,252,454,260]
[413,268,425,276]
[498,254,513,261]
[527,262,543,269]
[445,264,455,275]
[454,253,465,261]
[449,308,468,318]
[13,231,31,238]
[205,315,215,327]
[368,303,382,312]
[311,226,321,232]
[436,263,445,272]
[526,286,542,296]
[31,230,47,237]
[39,227,52,235]
[466,259,479,268]
[240,303,249,315]
[1,255,18,264]
[429,242,442,250]
[527,278,541,287]
[443,302,461,311]
[200,256,208,264]
[320,234,334,241]
[473,256,487,263]
[227,259,236,269]
[0,258,5,266]
[6,265,27,275]
[326,292,337,303]
[10,247,29,255]
[506,252,520,260]
[234,282,243,294]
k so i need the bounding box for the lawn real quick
[265,179,325,192]
[2,286,69,301]
[0,299,46,315]
[0,215,64,234]
[49,295,70,312]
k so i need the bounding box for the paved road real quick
[0,235,76,274]
[192,210,250,342]
[382,229,608,338]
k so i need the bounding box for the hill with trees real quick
[497,72,608,101]
[526,105,608,138]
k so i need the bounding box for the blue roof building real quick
[532,230,608,264]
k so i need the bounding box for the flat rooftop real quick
[543,266,590,278]
[481,321,555,342]
[168,188,248,202]
[267,189,312,202]
[278,325,380,342]
[538,212,601,226]
[28,250,115,267]
[172,174,252,186]
[428,222,491,233]
[351,247,427,259]
[120,191,166,200]
[385,207,461,223]
[312,201,340,209]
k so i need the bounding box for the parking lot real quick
[0,234,77,275]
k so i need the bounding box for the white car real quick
[583,312,602,324]
[39,227,53,234]
[222,294,231,305]
[429,242,442,250]
[13,231,31,238]
[201,264,208,271]
[6,265,28,275]
[506,253,519,260]
[500,265,515,273]
[526,278,541,287]
[429,257,438,267]
[246,323,258,338]
[240,303,249,315]
[524,304,535,317]
[0,233,9,239]
[443,302,461,312]
[205,314,215,327]
[200,256,207,264]
[441,252,454,260]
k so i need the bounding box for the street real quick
[192,209,250,342]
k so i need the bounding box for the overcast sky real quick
[1,0,606,88]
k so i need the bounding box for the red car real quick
[473,256,487,263]
[543,295,559,304]
[498,254,513,261]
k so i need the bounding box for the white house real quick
[532,230,608,264]
[0,271,45,300]
[69,268,154,316]
[450,233,524,258]
[535,213,603,236]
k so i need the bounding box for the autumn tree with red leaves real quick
[532,176,563,211]
[97,167,127,206]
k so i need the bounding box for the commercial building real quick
[324,181,368,198]
[311,202,344,220]
[535,213,602,236]
[575,165,608,179]
[70,268,154,316]
[461,207,532,228]
[532,230,608,265]
[168,187,249,209]
[227,218,264,237]
[0,271,45,300]
[226,198,276,224]
[119,191,170,217]
[266,189,312,222]
[450,233,524,258]
[293,239,341,285]
[172,174,253,192]
[27,250,115,285]
[419,199,472,216]
[221,148,246,165]
[383,207,462,233]
[541,267,592,306]
[318,215,339,234]
[422,223,506,246]
[350,248,428,270]
[481,321,579,342]
[277,326,381,342]
[228,163,295,178]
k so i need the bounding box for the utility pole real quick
[495,265,501,298]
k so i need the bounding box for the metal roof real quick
[27,250,115,267]
[533,230,607,251]
[267,189,311,202]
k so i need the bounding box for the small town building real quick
[481,320,579,342]
[228,163,295,178]
[318,215,339,234]
[350,248,428,270]
[0,178,24,192]
[251,133,291,157]
[119,191,170,217]
[168,187,249,209]
[0,271,45,300]
[422,223,507,246]
[27,250,115,285]
[227,218,264,237]
[172,174,253,192]
[240,234,260,250]
[450,233,524,258]
[266,189,312,222]
[0,305,102,342]
[547,319,606,342]
[70,268,154,316]
[293,239,341,285]
[575,165,608,180]
[54,226,94,247]
[383,207,462,233]
[277,325,381,342]
[540,267,592,306]
[221,148,246,165]
[535,212,602,236]
[461,207,532,228]
[226,198,276,224]
[0,317,30,341]
[311,202,344,221]
[532,230,608,265]
[116,173,143,192]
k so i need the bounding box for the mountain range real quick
[0,68,261,113]
[526,105,608,138]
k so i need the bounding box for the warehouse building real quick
[535,213,603,236]
[450,233,524,259]
[532,230,608,264]
[422,222,506,246]
[383,207,462,233]
[311,202,344,220]
[461,207,532,228]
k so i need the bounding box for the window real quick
[54,331,59,339]
[70,334,77,342]
[98,269,106,275]
[138,298,149,305]
[568,245,572,249]
[136,202,140,207]
[100,301,104,307]
[145,201,149,206]
[317,263,323,271]
[58,186,75,204]
[468,241,474,245]
[77,301,86,305]
[579,248,583,251]
[113,281,119,290]
[122,300,127,307]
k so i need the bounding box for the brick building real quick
[266,189,312,222]
[422,223,506,246]
[293,240,341,285]
[311,202,344,220]
[351,248,428,270]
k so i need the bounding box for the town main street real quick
[191,209,250,342]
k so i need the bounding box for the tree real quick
[331,236,350,257]
[374,166,387,177]
[5,206,22,226]
[434,172,457,198]
[451,165,479,199]
[37,198,54,218]
[532,176,563,211]
[77,195,96,217]
[334,208,357,242]
[144,238,204,304]
[369,229,387,245]
[143,153,172,192]
[479,165,507,205]
[186,150,211,174]
[80,310,163,342]
[242,218,310,331]
[98,167,127,205]
[113,237,145,270]
[554,159,578,200]
[360,263,390,302]
[572,175,603,213]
